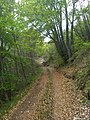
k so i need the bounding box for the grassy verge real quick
[34,68,54,120]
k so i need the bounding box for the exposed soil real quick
[2,67,90,120]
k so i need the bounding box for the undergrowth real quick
[71,47,90,100]
[0,67,42,119]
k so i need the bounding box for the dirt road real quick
[2,67,90,120]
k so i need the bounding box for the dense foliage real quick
[75,3,90,42]
[0,0,45,112]
[0,0,90,117]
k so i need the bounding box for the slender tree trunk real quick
[71,1,75,55]
[65,0,71,58]
[0,39,9,101]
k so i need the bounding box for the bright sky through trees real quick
[44,0,89,43]
[15,0,21,3]
[15,0,88,43]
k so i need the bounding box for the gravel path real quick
[52,68,90,120]
[2,67,90,120]
[52,70,75,120]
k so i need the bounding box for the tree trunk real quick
[65,0,71,58]
[71,1,75,55]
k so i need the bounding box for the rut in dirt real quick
[2,67,90,120]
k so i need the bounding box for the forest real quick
[0,0,90,119]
